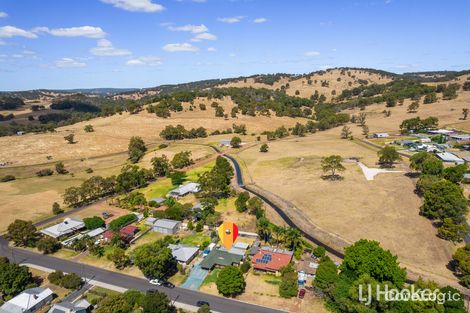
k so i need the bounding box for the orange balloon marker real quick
[218,221,238,251]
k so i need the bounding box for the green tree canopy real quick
[151,155,171,177]
[230,136,242,148]
[0,257,36,298]
[128,136,147,163]
[216,266,246,297]
[141,290,176,313]
[83,216,105,230]
[132,237,177,279]
[421,179,468,223]
[321,155,345,179]
[377,146,401,167]
[340,239,406,287]
[7,219,37,246]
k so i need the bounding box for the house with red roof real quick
[103,225,139,242]
[252,246,293,274]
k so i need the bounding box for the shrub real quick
[36,169,53,177]
[108,214,137,231]
[1,175,15,182]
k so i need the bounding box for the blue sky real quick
[0,0,469,90]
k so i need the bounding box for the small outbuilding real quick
[47,300,91,313]
[373,133,389,138]
[153,219,181,234]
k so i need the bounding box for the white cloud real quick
[126,56,161,66]
[217,16,245,24]
[253,17,267,23]
[33,26,106,38]
[0,11,7,18]
[168,24,208,33]
[55,57,87,68]
[0,26,37,39]
[207,47,216,52]
[304,51,320,57]
[229,53,236,57]
[100,0,164,12]
[162,43,198,52]
[191,32,217,42]
[90,39,131,56]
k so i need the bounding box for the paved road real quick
[0,238,285,313]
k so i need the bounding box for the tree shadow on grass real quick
[321,175,344,181]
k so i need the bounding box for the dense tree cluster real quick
[159,124,207,140]
[216,266,246,297]
[198,156,234,198]
[95,289,176,313]
[313,239,464,312]
[132,236,177,279]
[400,116,439,134]
[0,257,36,299]
[128,136,147,163]
[410,152,469,244]
[48,271,83,289]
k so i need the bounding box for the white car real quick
[149,279,162,286]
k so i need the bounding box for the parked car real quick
[196,300,210,307]
[149,279,162,286]
[102,212,113,219]
[298,288,306,299]
[162,281,175,288]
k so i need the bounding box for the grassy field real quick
[200,270,328,313]
[0,143,216,232]
[218,68,393,101]
[0,96,306,167]
[235,129,456,283]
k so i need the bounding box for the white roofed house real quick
[0,288,53,313]
[40,218,85,239]
[153,219,181,234]
[168,244,199,264]
[168,182,200,198]
[448,134,470,142]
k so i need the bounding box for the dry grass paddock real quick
[0,96,306,167]
[200,270,328,313]
[0,142,217,232]
[235,129,456,285]
[218,68,393,101]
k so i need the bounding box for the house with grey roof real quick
[48,300,91,313]
[149,197,166,205]
[200,249,244,270]
[153,219,181,234]
[40,218,85,239]
[0,288,53,313]
[168,182,200,198]
[436,152,465,164]
[169,244,199,264]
